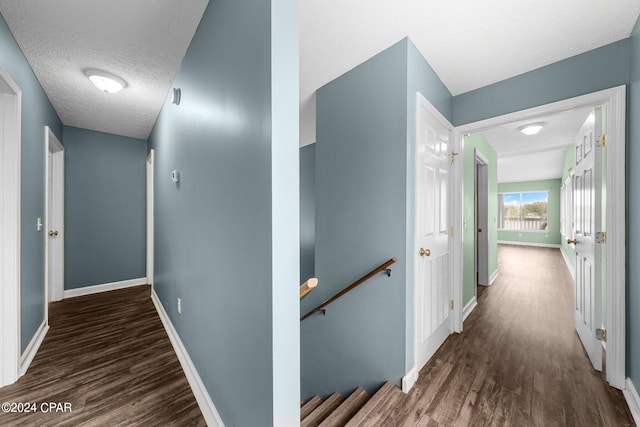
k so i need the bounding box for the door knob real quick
[567,238,577,245]
[419,248,431,257]
[49,230,58,237]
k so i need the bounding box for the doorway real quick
[45,126,64,303]
[146,149,155,288]
[454,86,626,390]
[474,150,489,300]
[0,66,22,387]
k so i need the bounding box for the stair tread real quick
[301,392,345,427]
[318,387,371,427]
[301,396,323,420]
[344,381,403,427]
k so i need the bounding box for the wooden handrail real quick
[300,257,397,321]
[300,278,318,298]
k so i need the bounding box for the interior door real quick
[46,127,64,302]
[571,108,603,371]
[414,92,452,370]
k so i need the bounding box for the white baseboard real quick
[63,277,148,299]
[151,291,225,427]
[489,270,499,285]
[623,378,640,426]
[402,367,418,393]
[560,247,575,280]
[498,241,561,249]
[463,297,477,322]
[20,320,49,376]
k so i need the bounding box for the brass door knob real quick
[419,248,431,257]
[49,230,58,237]
[567,238,577,245]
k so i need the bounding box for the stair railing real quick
[300,257,397,321]
[300,278,318,298]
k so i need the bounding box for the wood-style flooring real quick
[386,245,634,426]
[0,285,205,426]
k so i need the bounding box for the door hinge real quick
[596,231,606,244]
[597,134,607,148]
[596,328,607,342]
[450,151,459,165]
[450,300,454,310]
[450,226,454,237]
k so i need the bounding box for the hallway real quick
[0,286,205,426]
[389,245,633,425]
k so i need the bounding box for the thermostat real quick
[171,170,180,183]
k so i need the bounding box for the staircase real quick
[300,381,404,427]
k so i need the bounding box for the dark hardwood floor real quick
[387,245,634,426]
[0,285,205,426]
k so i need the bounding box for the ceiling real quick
[478,106,594,183]
[0,0,208,140]
[299,0,640,146]
[0,1,638,144]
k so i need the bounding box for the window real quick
[498,191,549,231]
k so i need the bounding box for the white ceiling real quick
[0,0,208,140]
[478,106,594,183]
[1,2,638,144]
[299,0,640,146]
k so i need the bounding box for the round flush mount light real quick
[519,123,544,136]
[84,68,127,93]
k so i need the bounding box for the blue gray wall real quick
[63,126,147,289]
[307,39,408,399]
[453,39,630,126]
[0,13,63,353]
[305,38,453,399]
[148,0,299,425]
[628,16,640,391]
[300,144,316,283]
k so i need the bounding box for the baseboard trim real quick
[560,247,575,280]
[463,297,477,322]
[19,320,49,376]
[489,270,499,285]
[623,378,640,426]
[63,277,148,299]
[497,241,561,249]
[402,367,418,393]
[151,290,225,426]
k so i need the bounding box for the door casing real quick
[0,66,22,387]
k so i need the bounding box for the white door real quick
[414,92,453,371]
[45,127,64,302]
[571,108,603,371]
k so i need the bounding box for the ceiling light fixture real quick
[84,68,127,93]
[519,123,544,136]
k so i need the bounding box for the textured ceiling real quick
[0,0,208,139]
[479,106,594,183]
[300,0,640,145]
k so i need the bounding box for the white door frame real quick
[45,126,64,303]
[0,66,22,387]
[454,85,626,390]
[146,149,155,288]
[474,150,489,289]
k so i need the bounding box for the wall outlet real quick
[177,298,182,314]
